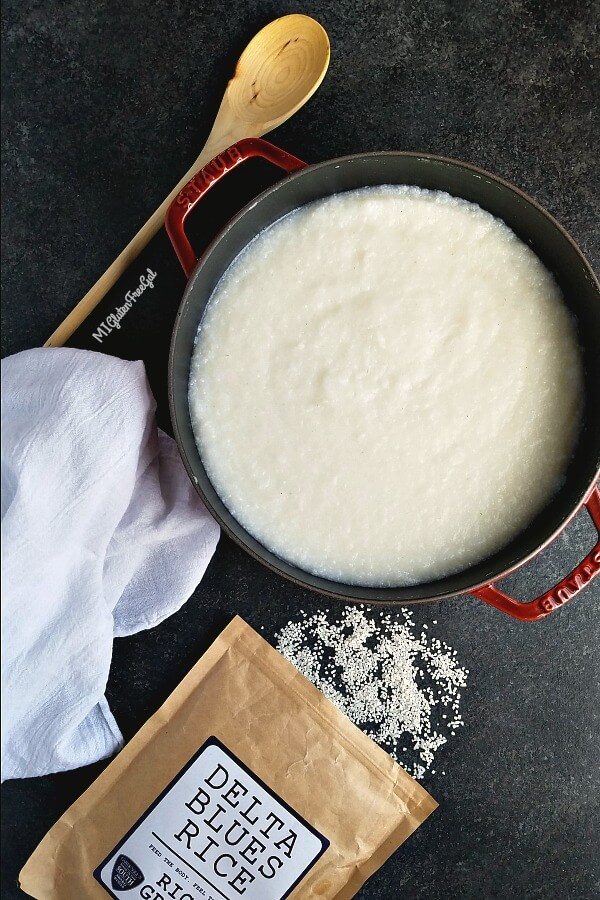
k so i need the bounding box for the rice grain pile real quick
[275,605,468,779]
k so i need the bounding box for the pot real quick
[166,138,600,621]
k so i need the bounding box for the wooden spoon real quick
[46,14,330,346]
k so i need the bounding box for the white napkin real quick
[1,348,220,781]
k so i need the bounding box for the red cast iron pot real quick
[166,138,600,621]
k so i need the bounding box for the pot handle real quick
[165,138,307,277]
[472,485,600,621]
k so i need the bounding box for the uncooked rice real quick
[275,605,468,779]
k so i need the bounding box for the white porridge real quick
[189,186,583,586]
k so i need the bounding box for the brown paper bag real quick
[19,616,436,899]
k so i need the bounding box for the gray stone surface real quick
[1,1,599,898]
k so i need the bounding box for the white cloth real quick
[1,348,219,780]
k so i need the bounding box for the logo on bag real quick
[111,854,145,891]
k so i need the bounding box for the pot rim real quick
[169,147,600,604]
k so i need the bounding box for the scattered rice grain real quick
[275,605,468,779]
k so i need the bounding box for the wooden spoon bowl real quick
[226,14,331,131]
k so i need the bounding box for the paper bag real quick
[20,616,436,899]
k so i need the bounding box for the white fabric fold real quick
[1,348,219,780]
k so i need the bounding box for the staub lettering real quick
[540,551,600,613]
[173,761,296,895]
[176,147,244,210]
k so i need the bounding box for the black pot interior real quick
[169,152,600,603]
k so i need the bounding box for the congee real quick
[189,186,583,586]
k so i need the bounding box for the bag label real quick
[94,736,329,900]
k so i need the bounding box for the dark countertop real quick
[2,1,599,898]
